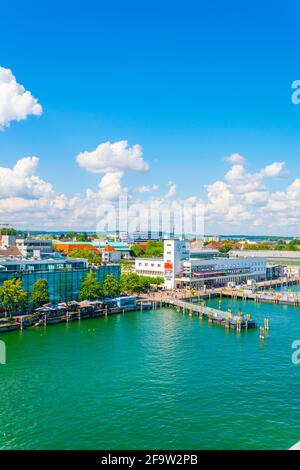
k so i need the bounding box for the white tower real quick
[163,239,189,289]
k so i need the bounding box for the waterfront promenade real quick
[143,276,300,305]
[0,300,151,334]
[0,277,298,335]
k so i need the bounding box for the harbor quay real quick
[4,275,294,336]
[0,296,152,334]
[0,283,256,333]
[0,294,256,334]
[1,236,300,337]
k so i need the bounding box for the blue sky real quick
[1,0,300,234]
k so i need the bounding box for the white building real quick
[177,256,266,289]
[134,239,267,289]
[163,239,190,289]
[16,238,54,258]
[0,235,18,248]
[101,245,121,264]
[135,258,164,277]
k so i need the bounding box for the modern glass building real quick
[0,258,120,305]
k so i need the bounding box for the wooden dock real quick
[167,298,257,331]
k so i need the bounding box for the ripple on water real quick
[0,305,299,449]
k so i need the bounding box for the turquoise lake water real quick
[0,289,300,450]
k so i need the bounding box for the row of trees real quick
[121,273,163,293]
[0,272,164,317]
[242,240,300,251]
[0,228,20,236]
[130,241,164,258]
[218,239,300,253]
[68,249,102,264]
[80,272,164,299]
[64,232,90,242]
[0,278,49,317]
[80,273,120,300]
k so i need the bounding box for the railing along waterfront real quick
[219,287,300,306]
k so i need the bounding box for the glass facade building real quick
[0,258,120,305]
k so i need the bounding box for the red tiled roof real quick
[0,247,22,257]
[103,245,116,252]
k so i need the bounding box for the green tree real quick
[68,249,101,264]
[77,232,89,242]
[0,278,28,317]
[121,273,164,293]
[150,276,164,285]
[274,244,286,251]
[276,239,286,245]
[32,279,50,308]
[219,243,232,253]
[145,241,164,257]
[287,243,297,251]
[289,239,300,246]
[130,244,145,257]
[0,228,19,235]
[80,270,103,300]
[103,274,120,298]
[65,232,76,239]
[243,243,270,250]
[121,273,141,293]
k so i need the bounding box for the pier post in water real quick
[259,326,265,340]
[264,318,269,330]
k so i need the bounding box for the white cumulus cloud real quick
[0,66,42,129]
[137,184,159,193]
[2,149,300,235]
[76,140,150,201]
[98,171,123,200]
[0,157,53,198]
[224,153,246,165]
[76,140,149,173]
[164,181,177,199]
[260,161,287,178]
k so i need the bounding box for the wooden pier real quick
[167,298,257,331]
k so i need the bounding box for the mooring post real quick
[264,317,269,330]
[259,326,265,340]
